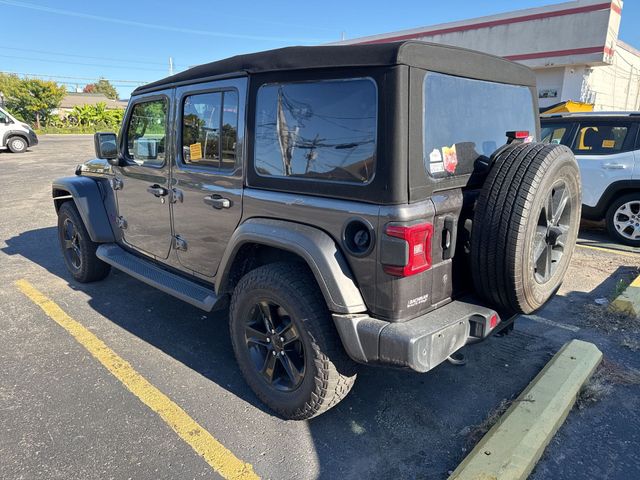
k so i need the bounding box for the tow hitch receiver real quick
[468,312,501,343]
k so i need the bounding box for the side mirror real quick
[94,132,120,164]
[0,116,11,125]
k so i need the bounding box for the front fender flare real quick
[2,129,29,146]
[52,176,116,243]
[216,218,367,314]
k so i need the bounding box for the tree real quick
[83,78,118,100]
[0,74,66,129]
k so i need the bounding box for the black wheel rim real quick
[533,180,572,284]
[244,301,305,392]
[62,218,82,270]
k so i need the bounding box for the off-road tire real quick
[7,136,27,153]
[57,202,111,283]
[471,143,581,314]
[605,192,640,247]
[229,262,357,420]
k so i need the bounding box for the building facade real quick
[336,0,638,111]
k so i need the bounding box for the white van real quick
[0,107,38,153]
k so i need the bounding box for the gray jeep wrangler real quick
[53,42,581,420]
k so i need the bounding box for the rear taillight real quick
[506,130,532,144]
[383,222,433,277]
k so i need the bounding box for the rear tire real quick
[57,202,111,283]
[605,192,640,247]
[7,136,27,153]
[229,262,357,420]
[471,143,581,314]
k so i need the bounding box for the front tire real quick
[229,262,357,420]
[606,192,640,247]
[57,202,111,283]
[7,136,27,153]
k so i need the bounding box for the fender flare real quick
[216,218,367,314]
[52,176,117,243]
[2,129,29,147]
[582,179,640,220]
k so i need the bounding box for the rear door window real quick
[423,73,536,177]
[572,123,630,155]
[181,90,239,169]
[254,78,377,184]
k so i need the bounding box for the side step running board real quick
[96,243,220,312]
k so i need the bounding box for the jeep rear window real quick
[423,73,536,177]
[254,78,377,184]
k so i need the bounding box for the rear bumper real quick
[332,298,504,373]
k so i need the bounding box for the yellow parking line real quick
[15,279,258,480]
[576,243,639,258]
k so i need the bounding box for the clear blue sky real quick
[1,0,638,99]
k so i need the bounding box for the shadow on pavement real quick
[3,226,617,479]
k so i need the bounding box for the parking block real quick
[449,339,602,480]
[610,275,640,318]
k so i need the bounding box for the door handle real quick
[203,195,232,209]
[602,163,626,170]
[147,185,168,197]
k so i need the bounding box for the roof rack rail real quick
[541,111,640,118]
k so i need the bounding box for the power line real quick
[0,53,173,72]
[53,80,141,89]
[0,0,327,43]
[0,71,146,84]
[0,46,188,68]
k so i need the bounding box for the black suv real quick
[53,42,581,419]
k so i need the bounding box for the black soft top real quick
[134,41,536,94]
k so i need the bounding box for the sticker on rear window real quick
[428,148,444,174]
[442,144,458,174]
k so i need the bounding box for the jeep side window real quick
[125,99,168,167]
[572,123,630,155]
[182,90,238,169]
[254,78,377,184]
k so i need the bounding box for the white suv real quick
[0,107,38,153]
[541,112,640,247]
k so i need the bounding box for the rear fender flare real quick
[216,218,367,314]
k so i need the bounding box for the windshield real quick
[423,72,536,177]
[0,108,13,123]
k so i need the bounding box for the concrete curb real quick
[448,339,602,480]
[610,275,640,318]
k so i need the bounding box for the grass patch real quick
[611,277,633,301]
[576,358,640,409]
[580,303,640,334]
[466,398,512,445]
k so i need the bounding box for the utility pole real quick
[169,57,174,76]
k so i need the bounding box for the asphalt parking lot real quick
[1,135,639,480]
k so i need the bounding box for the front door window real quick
[126,99,168,167]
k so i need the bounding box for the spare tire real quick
[471,143,581,314]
